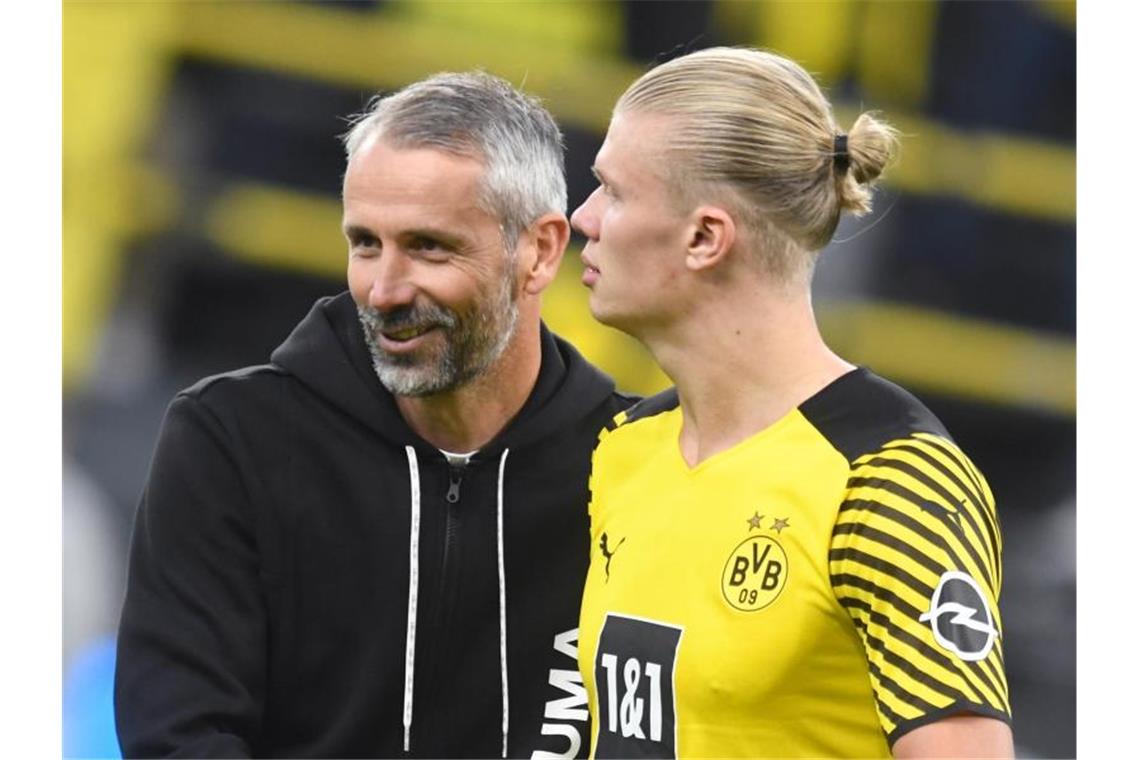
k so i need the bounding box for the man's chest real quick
[581,429,867,754]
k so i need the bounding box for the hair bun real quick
[836,112,899,215]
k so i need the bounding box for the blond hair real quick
[616,47,898,281]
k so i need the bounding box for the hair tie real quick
[833,134,850,174]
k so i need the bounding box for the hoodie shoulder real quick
[182,364,289,399]
[172,364,299,429]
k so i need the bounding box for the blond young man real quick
[572,48,1012,759]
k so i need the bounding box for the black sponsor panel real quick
[593,614,682,759]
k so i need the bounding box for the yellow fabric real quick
[579,403,1009,758]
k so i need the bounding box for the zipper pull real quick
[446,469,462,504]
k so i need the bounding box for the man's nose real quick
[366,251,418,313]
[570,188,601,240]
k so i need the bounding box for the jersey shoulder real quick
[821,373,1009,741]
[602,387,680,435]
[592,388,679,498]
[799,368,951,464]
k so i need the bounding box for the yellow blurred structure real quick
[63,0,1075,414]
[63,2,179,390]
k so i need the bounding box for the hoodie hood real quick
[270,292,617,453]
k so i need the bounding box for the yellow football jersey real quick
[579,369,1010,758]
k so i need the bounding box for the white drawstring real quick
[403,446,421,753]
[402,446,508,756]
[496,448,511,758]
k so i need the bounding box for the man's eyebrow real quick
[342,223,373,237]
[342,224,468,247]
[402,227,469,247]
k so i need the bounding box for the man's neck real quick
[394,321,542,453]
[645,281,853,468]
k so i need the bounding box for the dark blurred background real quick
[62,1,1075,757]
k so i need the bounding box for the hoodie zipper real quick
[418,461,464,753]
[412,450,513,755]
[446,467,463,504]
[439,464,464,573]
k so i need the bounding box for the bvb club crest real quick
[721,514,790,611]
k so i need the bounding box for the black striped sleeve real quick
[830,433,1011,744]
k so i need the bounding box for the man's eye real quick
[409,237,449,255]
[352,235,379,249]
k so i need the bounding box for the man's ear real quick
[519,212,570,295]
[685,206,736,272]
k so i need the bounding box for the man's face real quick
[570,112,690,335]
[343,136,518,397]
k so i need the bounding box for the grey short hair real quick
[342,71,567,252]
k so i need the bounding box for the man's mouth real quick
[581,253,601,287]
[381,324,437,343]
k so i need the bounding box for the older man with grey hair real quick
[115,71,633,759]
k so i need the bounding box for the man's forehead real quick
[342,147,494,236]
[346,139,485,200]
[341,194,488,230]
[597,113,673,183]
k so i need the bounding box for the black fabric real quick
[798,368,952,464]
[833,133,850,174]
[620,387,680,426]
[115,292,637,758]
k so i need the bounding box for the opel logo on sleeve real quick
[919,570,1000,662]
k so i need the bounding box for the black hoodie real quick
[115,292,635,758]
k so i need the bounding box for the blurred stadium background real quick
[62,1,1075,757]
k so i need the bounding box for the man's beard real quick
[357,269,519,397]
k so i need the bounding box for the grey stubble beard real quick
[357,266,519,397]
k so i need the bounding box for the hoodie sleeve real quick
[115,393,266,758]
